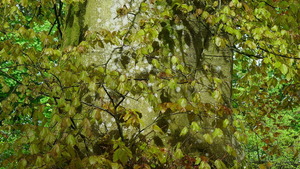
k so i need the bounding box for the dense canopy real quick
[0,0,299,168]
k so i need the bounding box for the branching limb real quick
[258,47,300,60]
[53,1,63,38]
[102,85,116,107]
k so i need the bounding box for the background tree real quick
[63,0,238,166]
[0,0,299,168]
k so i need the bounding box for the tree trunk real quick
[63,0,242,167]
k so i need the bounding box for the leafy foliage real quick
[233,56,300,168]
[0,0,299,168]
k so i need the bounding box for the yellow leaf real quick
[258,164,267,169]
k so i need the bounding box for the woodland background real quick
[0,0,299,168]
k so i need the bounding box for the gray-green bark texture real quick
[63,0,242,166]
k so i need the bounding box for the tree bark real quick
[63,0,242,166]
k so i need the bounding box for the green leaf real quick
[286,71,294,81]
[202,11,210,19]
[30,144,39,155]
[111,163,122,169]
[119,74,126,82]
[113,147,132,165]
[223,119,230,128]
[245,40,257,49]
[263,57,271,64]
[137,81,144,89]
[271,25,278,31]
[234,30,242,40]
[168,79,176,89]
[214,159,227,169]
[280,64,288,75]
[195,157,201,165]
[171,56,178,64]
[40,127,49,138]
[225,145,237,157]
[274,61,282,68]
[280,44,287,54]
[215,37,222,47]
[141,47,149,55]
[35,156,43,167]
[66,134,76,146]
[19,159,27,168]
[165,68,172,75]
[174,147,184,159]
[152,59,160,68]
[212,90,221,100]
[203,134,213,144]
[212,128,224,138]
[220,14,228,22]
[191,122,201,131]
[176,64,185,72]
[177,98,187,107]
[1,84,10,93]
[180,126,188,136]
[200,161,211,169]
[140,2,148,12]
[157,150,167,164]
[153,125,164,133]
[89,156,98,165]
[213,1,219,7]
[223,6,230,14]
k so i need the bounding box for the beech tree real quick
[0,0,299,168]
